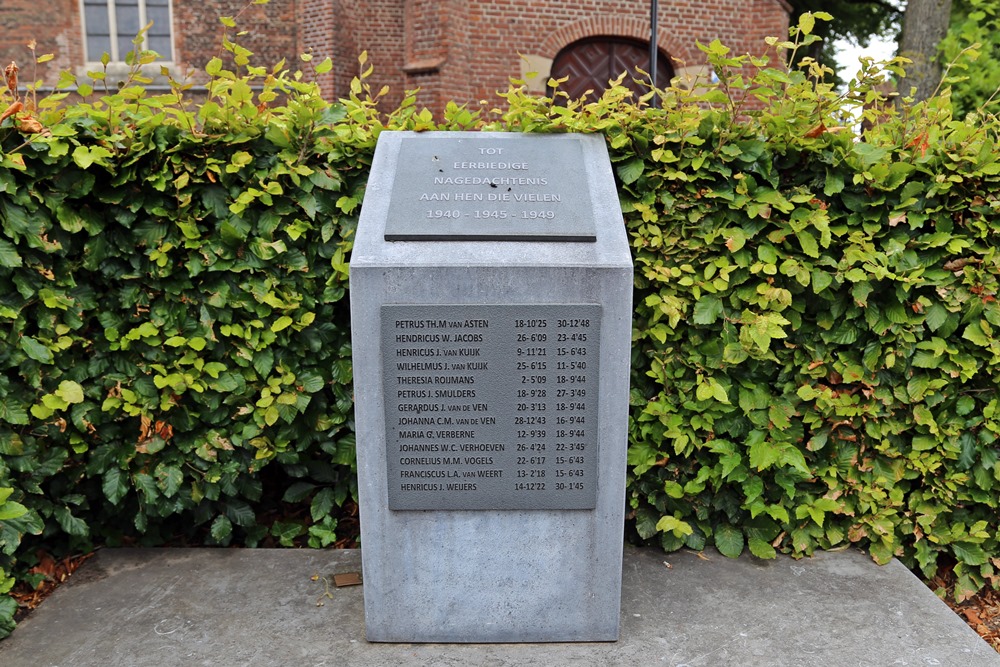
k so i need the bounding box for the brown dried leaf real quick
[0,100,23,124]
[4,61,18,94]
[943,258,980,271]
[17,116,44,134]
[138,414,152,442]
[963,608,984,625]
[153,420,174,441]
[804,122,827,138]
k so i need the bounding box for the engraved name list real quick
[382,304,601,510]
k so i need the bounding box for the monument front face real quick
[350,132,632,643]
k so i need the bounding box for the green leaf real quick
[336,196,359,214]
[20,337,54,364]
[0,501,28,521]
[210,373,241,392]
[310,487,336,522]
[155,464,184,497]
[210,515,233,543]
[253,348,275,378]
[952,542,989,566]
[72,145,114,169]
[271,316,294,332]
[308,517,338,548]
[722,343,748,364]
[628,441,661,475]
[851,282,873,308]
[811,270,833,294]
[0,595,17,639]
[283,482,317,503]
[634,507,659,540]
[133,473,159,501]
[298,370,325,393]
[696,382,714,401]
[693,295,724,324]
[315,57,333,74]
[824,170,844,196]
[715,524,744,558]
[102,468,129,505]
[924,304,949,331]
[798,12,815,36]
[270,521,304,547]
[53,506,89,537]
[617,158,645,185]
[0,400,29,426]
[748,432,781,470]
[56,380,85,405]
[913,405,936,430]
[724,228,747,252]
[962,321,990,347]
[0,239,22,268]
[852,143,888,169]
[655,515,693,537]
[748,536,777,559]
[795,231,819,258]
[224,499,255,527]
[0,200,40,239]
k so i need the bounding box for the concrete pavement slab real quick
[0,545,996,666]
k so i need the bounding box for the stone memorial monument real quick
[349,131,633,642]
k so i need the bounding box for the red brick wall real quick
[173,0,299,82]
[346,0,791,115]
[357,1,407,105]
[298,0,338,94]
[0,0,83,91]
[459,0,787,114]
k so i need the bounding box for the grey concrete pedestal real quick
[349,132,633,642]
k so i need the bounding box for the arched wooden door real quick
[550,37,674,101]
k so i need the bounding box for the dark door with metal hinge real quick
[550,37,674,102]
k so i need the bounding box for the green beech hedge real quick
[2,14,999,638]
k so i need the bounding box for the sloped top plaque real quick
[383,134,598,242]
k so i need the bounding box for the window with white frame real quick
[82,0,173,63]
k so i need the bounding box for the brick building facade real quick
[3,0,790,114]
[1,0,299,91]
[311,0,791,113]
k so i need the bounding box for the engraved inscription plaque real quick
[383,135,597,242]
[382,304,601,510]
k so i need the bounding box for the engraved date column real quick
[553,316,595,496]
[512,317,549,493]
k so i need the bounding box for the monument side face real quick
[350,131,633,642]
